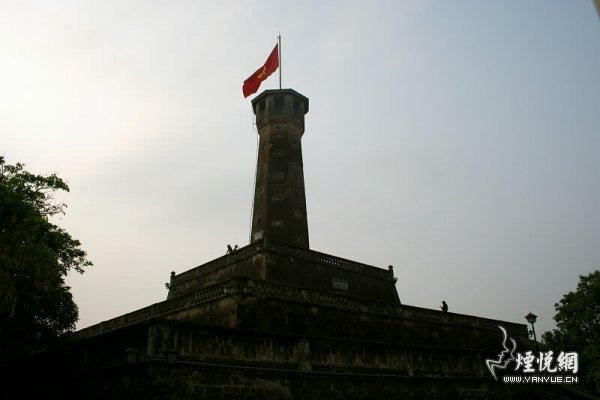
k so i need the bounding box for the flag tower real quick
[249,89,310,248]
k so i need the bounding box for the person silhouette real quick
[226,244,233,254]
[441,300,448,312]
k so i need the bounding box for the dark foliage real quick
[543,270,600,394]
[0,156,92,363]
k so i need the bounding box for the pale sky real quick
[2,1,599,336]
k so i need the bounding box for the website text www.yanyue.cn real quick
[503,375,578,384]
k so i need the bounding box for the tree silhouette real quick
[543,270,600,394]
[0,157,92,363]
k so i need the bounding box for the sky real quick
[2,1,599,337]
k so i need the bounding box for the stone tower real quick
[250,89,310,248]
[54,88,544,400]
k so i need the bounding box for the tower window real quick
[275,96,284,107]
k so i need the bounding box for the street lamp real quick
[525,312,539,352]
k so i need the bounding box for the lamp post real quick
[525,312,539,353]
[525,312,548,399]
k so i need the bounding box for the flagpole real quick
[278,33,282,89]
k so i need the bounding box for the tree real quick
[543,270,600,394]
[0,156,92,363]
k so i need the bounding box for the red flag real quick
[243,44,279,98]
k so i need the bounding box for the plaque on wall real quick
[332,278,349,291]
[253,231,264,242]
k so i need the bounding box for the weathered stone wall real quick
[67,359,543,400]
[66,240,549,399]
[69,288,534,399]
[164,279,527,346]
[167,239,399,305]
